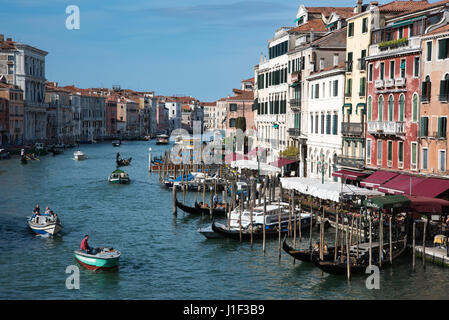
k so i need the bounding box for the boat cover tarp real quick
[280,177,383,202]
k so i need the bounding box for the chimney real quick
[260,52,264,65]
[355,0,363,14]
[0,34,4,41]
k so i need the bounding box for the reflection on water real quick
[1,141,449,299]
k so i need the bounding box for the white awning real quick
[280,177,384,202]
[231,160,280,174]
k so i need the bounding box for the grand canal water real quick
[0,140,448,299]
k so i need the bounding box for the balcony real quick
[367,121,405,136]
[289,99,301,109]
[288,128,300,137]
[395,78,406,87]
[375,80,384,89]
[337,155,365,169]
[385,79,395,88]
[369,37,421,56]
[341,122,363,136]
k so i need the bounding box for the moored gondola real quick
[194,202,226,216]
[211,221,281,240]
[311,236,407,275]
[175,199,227,216]
[282,237,336,262]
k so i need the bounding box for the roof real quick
[309,61,346,76]
[227,90,254,101]
[242,77,254,83]
[379,0,430,13]
[427,24,449,36]
[331,169,369,181]
[306,7,354,18]
[289,19,327,33]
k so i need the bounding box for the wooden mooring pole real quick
[412,221,416,272]
[263,195,267,254]
[172,184,177,216]
[423,220,427,269]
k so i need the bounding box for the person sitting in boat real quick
[45,207,51,215]
[313,242,319,251]
[81,235,92,254]
[324,243,329,254]
[213,194,218,207]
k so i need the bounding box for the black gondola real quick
[211,221,285,240]
[311,236,407,275]
[116,157,132,166]
[175,200,226,217]
[21,156,28,164]
[282,238,336,262]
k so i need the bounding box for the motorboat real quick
[108,169,130,184]
[156,134,169,145]
[74,248,121,271]
[74,150,86,161]
[27,213,63,236]
[112,139,121,147]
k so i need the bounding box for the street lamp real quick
[317,152,328,184]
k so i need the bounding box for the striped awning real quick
[392,15,425,28]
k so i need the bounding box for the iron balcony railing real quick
[341,122,363,136]
[439,94,449,103]
[367,121,405,135]
[289,99,301,108]
[337,155,365,169]
[288,128,300,137]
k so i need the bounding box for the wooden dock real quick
[414,245,449,266]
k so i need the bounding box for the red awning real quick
[245,147,265,159]
[405,195,449,213]
[360,171,399,189]
[332,169,368,181]
[224,152,248,164]
[269,157,297,168]
[378,174,426,195]
[411,178,449,198]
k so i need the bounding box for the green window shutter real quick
[438,39,448,59]
[413,95,418,121]
[438,117,442,137]
[440,80,446,96]
[333,80,338,96]
[368,96,372,121]
[326,115,331,134]
[332,115,338,135]
[398,142,403,162]
[360,77,366,95]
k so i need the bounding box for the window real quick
[380,62,385,80]
[315,84,319,99]
[378,95,384,121]
[368,96,372,121]
[439,74,449,102]
[369,64,373,82]
[400,59,406,78]
[388,95,394,121]
[414,56,420,77]
[439,150,446,172]
[377,140,382,165]
[229,118,236,127]
[390,61,395,79]
[422,76,431,102]
[426,41,432,62]
[387,141,393,165]
[398,141,404,165]
[346,78,352,96]
[438,117,447,138]
[326,114,331,134]
[310,115,313,133]
[399,94,405,122]
[315,115,318,134]
[421,116,429,137]
[360,50,366,70]
[347,52,353,72]
[367,139,371,164]
[412,94,418,122]
[332,114,338,135]
[422,148,428,170]
[362,18,368,33]
[398,27,404,39]
[411,142,418,169]
[321,114,325,134]
[360,77,366,96]
[333,80,338,97]
[348,22,354,37]
[229,103,237,112]
[438,38,449,60]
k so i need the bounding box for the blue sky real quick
[0,0,355,101]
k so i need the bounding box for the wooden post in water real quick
[319,204,324,261]
[379,211,383,267]
[293,193,297,246]
[369,214,372,267]
[278,197,281,261]
[209,186,213,218]
[340,213,345,264]
[334,209,339,261]
[389,215,393,264]
[172,184,177,216]
[423,219,427,269]
[309,199,313,252]
[289,190,293,237]
[346,224,351,281]
[148,148,152,172]
[202,181,206,208]
[239,202,243,243]
[412,221,416,271]
[250,195,254,249]
[263,195,267,254]
[298,198,302,243]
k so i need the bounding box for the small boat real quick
[108,169,130,184]
[156,134,169,145]
[116,157,132,167]
[112,139,121,147]
[52,145,64,155]
[74,150,86,161]
[311,236,407,275]
[175,199,227,216]
[0,149,11,160]
[27,214,63,236]
[282,238,336,263]
[74,248,121,271]
[194,202,226,216]
[198,225,224,239]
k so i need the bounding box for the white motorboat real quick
[27,214,63,236]
[74,150,86,160]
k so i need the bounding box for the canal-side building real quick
[365,2,449,174]
[45,83,74,144]
[0,35,48,144]
[0,96,8,146]
[202,102,216,130]
[226,79,255,137]
[0,78,24,146]
[165,99,182,133]
[306,62,346,182]
[419,6,449,175]
[106,97,118,137]
[215,98,228,130]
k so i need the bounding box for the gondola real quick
[175,199,226,216]
[282,237,336,262]
[194,202,226,216]
[211,221,288,240]
[311,236,407,275]
[116,157,132,167]
[21,156,28,164]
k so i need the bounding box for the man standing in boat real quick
[81,235,91,254]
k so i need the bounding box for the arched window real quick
[399,94,405,122]
[367,96,372,121]
[412,94,418,122]
[378,95,384,121]
[388,95,394,121]
[440,74,449,102]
